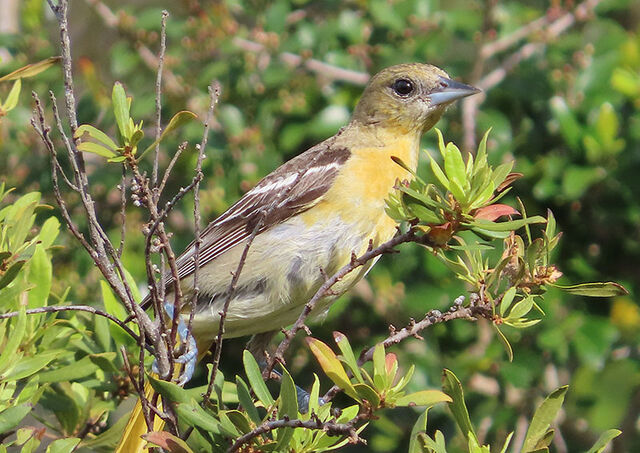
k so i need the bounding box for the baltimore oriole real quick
[117,62,479,451]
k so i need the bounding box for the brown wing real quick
[164,138,351,290]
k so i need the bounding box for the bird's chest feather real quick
[302,133,419,243]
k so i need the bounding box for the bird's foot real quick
[151,303,199,385]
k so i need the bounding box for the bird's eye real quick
[392,79,414,97]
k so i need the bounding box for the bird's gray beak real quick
[430,77,481,106]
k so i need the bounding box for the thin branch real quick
[227,415,363,453]
[0,304,143,345]
[187,82,220,380]
[203,213,264,402]
[232,37,370,85]
[158,141,188,197]
[322,295,493,402]
[117,167,126,258]
[266,229,418,376]
[152,10,169,189]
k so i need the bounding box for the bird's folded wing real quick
[163,139,352,289]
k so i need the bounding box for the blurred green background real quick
[1,0,639,451]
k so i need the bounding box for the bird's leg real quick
[246,331,323,413]
[151,302,198,385]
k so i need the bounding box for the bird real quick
[117,62,480,452]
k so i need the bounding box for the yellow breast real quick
[300,131,419,244]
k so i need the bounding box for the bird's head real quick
[352,63,480,133]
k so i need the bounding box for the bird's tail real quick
[115,380,164,453]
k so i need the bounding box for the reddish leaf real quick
[473,204,520,221]
[142,431,193,453]
[496,172,523,192]
[385,353,397,375]
[427,222,453,245]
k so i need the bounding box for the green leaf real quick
[4,350,61,381]
[493,324,513,362]
[235,376,260,424]
[586,429,622,453]
[507,295,535,320]
[0,57,61,82]
[112,82,130,140]
[139,111,198,159]
[275,367,297,450]
[77,141,117,158]
[353,383,380,408]
[0,260,25,290]
[27,244,51,308]
[442,369,477,442]
[407,202,442,224]
[372,343,387,389]
[0,305,26,375]
[499,432,514,453]
[467,216,546,232]
[396,390,452,407]
[491,162,514,190]
[100,281,136,347]
[409,409,429,453]
[550,282,628,297]
[444,142,468,192]
[474,129,490,171]
[242,350,274,407]
[306,337,359,401]
[429,154,450,190]
[45,438,81,453]
[333,331,362,381]
[37,354,100,383]
[522,386,568,453]
[74,124,118,151]
[0,403,32,433]
[141,431,193,453]
[148,375,193,404]
[2,79,21,111]
[38,217,60,249]
[500,287,517,317]
[175,401,223,435]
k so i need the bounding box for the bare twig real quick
[187,82,220,374]
[117,167,127,258]
[227,415,364,453]
[152,10,169,189]
[322,295,493,402]
[265,229,418,376]
[0,304,143,343]
[232,37,370,85]
[203,213,264,402]
[157,141,188,197]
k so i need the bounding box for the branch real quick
[227,415,363,453]
[152,10,169,189]
[0,304,143,346]
[322,295,494,402]
[232,37,370,85]
[266,229,418,376]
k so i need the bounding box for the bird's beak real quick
[430,77,481,106]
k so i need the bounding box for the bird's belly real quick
[187,216,378,341]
